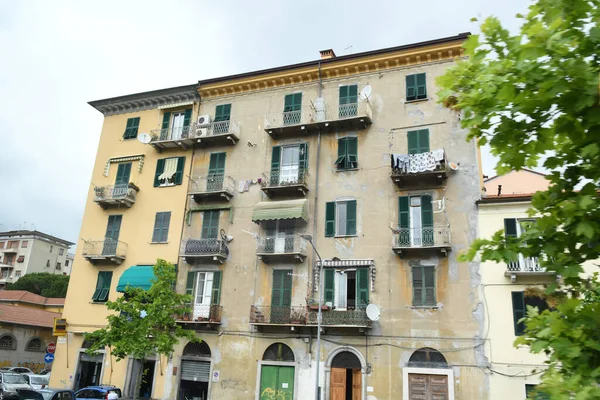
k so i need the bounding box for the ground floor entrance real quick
[180,359,210,400]
[126,359,156,399]
[408,373,449,399]
[75,352,103,391]
[259,365,294,400]
[330,351,363,400]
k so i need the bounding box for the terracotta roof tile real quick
[0,304,61,328]
[0,290,65,306]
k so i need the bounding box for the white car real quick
[0,367,34,375]
[0,372,32,399]
[22,374,50,390]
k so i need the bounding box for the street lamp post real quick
[299,233,323,400]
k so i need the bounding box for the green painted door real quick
[201,210,220,239]
[271,269,292,323]
[283,93,302,125]
[207,153,226,191]
[102,215,122,255]
[114,163,132,197]
[259,365,295,400]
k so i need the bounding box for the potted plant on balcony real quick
[307,299,329,311]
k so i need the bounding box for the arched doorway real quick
[404,348,453,400]
[258,343,295,400]
[179,341,211,400]
[330,351,363,400]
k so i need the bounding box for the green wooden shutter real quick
[298,143,308,179]
[398,197,410,228]
[418,129,430,153]
[211,271,222,305]
[504,218,518,238]
[183,109,192,127]
[154,159,165,187]
[335,138,347,169]
[115,163,132,185]
[412,266,423,306]
[92,272,104,301]
[424,266,436,306]
[356,267,369,307]
[346,200,357,235]
[292,93,302,111]
[152,212,163,243]
[270,146,281,183]
[512,291,525,335]
[325,202,336,237]
[161,112,171,130]
[201,210,220,239]
[93,271,112,302]
[421,195,434,246]
[284,93,302,112]
[208,153,226,177]
[282,270,292,306]
[215,104,232,122]
[123,117,140,139]
[406,75,416,100]
[105,215,122,241]
[416,73,427,99]
[407,130,419,155]
[349,85,358,103]
[347,137,358,168]
[271,270,283,306]
[174,156,185,185]
[186,271,196,311]
[324,269,334,304]
[339,86,349,105]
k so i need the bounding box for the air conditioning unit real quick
[196,127,209,137]
[197,115,211,126]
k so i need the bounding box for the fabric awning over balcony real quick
[317,259,374,267]
[252,199,308,223]
[117,265,155,292]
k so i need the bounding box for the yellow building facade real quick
[51,33,490,399]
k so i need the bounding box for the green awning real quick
[252,199,308,223]
[186,205,232,225]
[117,265,155,292]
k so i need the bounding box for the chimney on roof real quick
[497,185,502,196]
[319,49,336,60]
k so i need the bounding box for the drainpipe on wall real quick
[310,60,323,298]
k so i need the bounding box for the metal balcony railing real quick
[82,239,128,259]
[94,184,137,203]
[261,170,308,188]
[309,308,371,327]
[193,120,240,137]
[256,235,307,255]
[391,149,448,177]
[178,305,222,323]
[188,175,235,195]
[392,226,451,248]
[182,239,229,258]
[507,256,545,273]
[264,102,372,130]
[250,305,371,327]
[150,125,194,142]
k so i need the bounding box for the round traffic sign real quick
[46,343,56,354]
[44,353,55,363]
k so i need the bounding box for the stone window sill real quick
[150,241,169,245]
[405,98,430,104]
[410,306,439,310]
[335,168,359,173]
[334,235,358,239]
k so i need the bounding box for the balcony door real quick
[102,215,122,256]
[280,146,300,184]
[171,112,186,140]
[194,272,213,319]
[207,153,226,192]
[114,163,132,197]
[265,220,295,253]
[399,195,434,247]
[283,93,302,126]
[271,269,292,323]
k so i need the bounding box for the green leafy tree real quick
[85,260,197,400]
[7,272,70,297]
[437,0,600,397]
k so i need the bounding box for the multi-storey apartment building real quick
[51,33,488,399]
[0,230,74,288]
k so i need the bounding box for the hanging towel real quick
[432,149,445,162]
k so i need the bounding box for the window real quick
[8,241,18,249]
[283,93,302,125]
[512,292,548,336]
[21,241,28,248]
[25,338,42,352]
[65,260,69,267]
[406,73,427,101]
[323,268,369,309]
[185,271,222,320]
[207,152,226,191]
[154,156,185,187]
[270,144,308,185]
[59,248,64,256]
[152,212,171,243]
[50,245,53,253]
[214,104,231,122]
[161,109,192,140]
[412,265,436,307]
[202,210,220,239]
[123,117,140,139]
[0,334,15,350]
[407,129,430,154]
[398,195,434,246]
[0,242,4,249]
[335,137,358,170]
[15,271,21,278]
[17,256,24,263]
[325,200,357,237]
[264,220,296,253]
[3,254,15,266]
[92,271,113,302]
[46,260,50,268]
[56,262,61,269]
[339,85,358,117]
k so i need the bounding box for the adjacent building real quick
[51,33,490,399]
[0,230,75,288]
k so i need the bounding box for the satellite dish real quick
[366,304,380,321]
[138,133,152,144]
[360,85,372,101]
[449,162,459,171]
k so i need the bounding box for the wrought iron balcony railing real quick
[178,305,222,324]
[507,256,545,273]
[150,125,194,142]
[188,175,235,198]
[250,305,371,327]
[261,170,308,188]
[256,235,307,255]
[391,149,448,176]
[82,239,127,263]
[150,121,240,148]
[193,120,240,137]
[392,226,451,256]
[93,184,138,207]
[182,239,229,261]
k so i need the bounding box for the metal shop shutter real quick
[181,360,210,382]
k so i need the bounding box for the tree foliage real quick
[85,260,197,400]
[437,0,600,397]
[7,272,70,297]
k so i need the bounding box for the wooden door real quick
[330,367,346,400]
[352,369,362,400]
[408,373,448,400]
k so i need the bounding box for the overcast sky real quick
[0,0,530,246]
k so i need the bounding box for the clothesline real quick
[390,149,445,174]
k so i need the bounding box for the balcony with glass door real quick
[261,145,309,197]
[391,148,448,188]
[189,174,235,202]
[178,305,223,326]
[392,226,451,257]
[249,305,371,329]
[182,239,229,264]
[82,238,127,265]
[256,232,307,263]
[504,256,554,282]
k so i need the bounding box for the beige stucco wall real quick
[484,170,549,195]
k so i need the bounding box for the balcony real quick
[189,175,235,202]
[0,262,15,269]
[182,239,229,264]
[93,183,139,209]
[177,305,222,328]
[392,226,452,257]
[390,149,448,188]
[82,239,127,265]
[1,247,18,254]
[264,102,372,138]
[504,256,554,282]
[256,235,307,263]
[150,121,240,151]
[260,171,309,198]
[250,305,371,329]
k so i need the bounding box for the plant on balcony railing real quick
[94,183,138,202]
[188,175,235,194]
[261,170,308,188]
[250,305,307,324]
[392,226,451,248]
[183,239,229,258]
[256,235,307,255]
[82,239,128,258]
[178,304,222,323]
[507,256,545,272]
[390,149,447,175]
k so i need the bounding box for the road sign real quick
[46,343,56,354]
[44,353,55,363]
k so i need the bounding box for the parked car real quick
[0,372,33,399]
[17,388,75,400]
[0,368,34,375]
[22,375,50,390]
[38,370,51,376]
[74,386,121,399]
